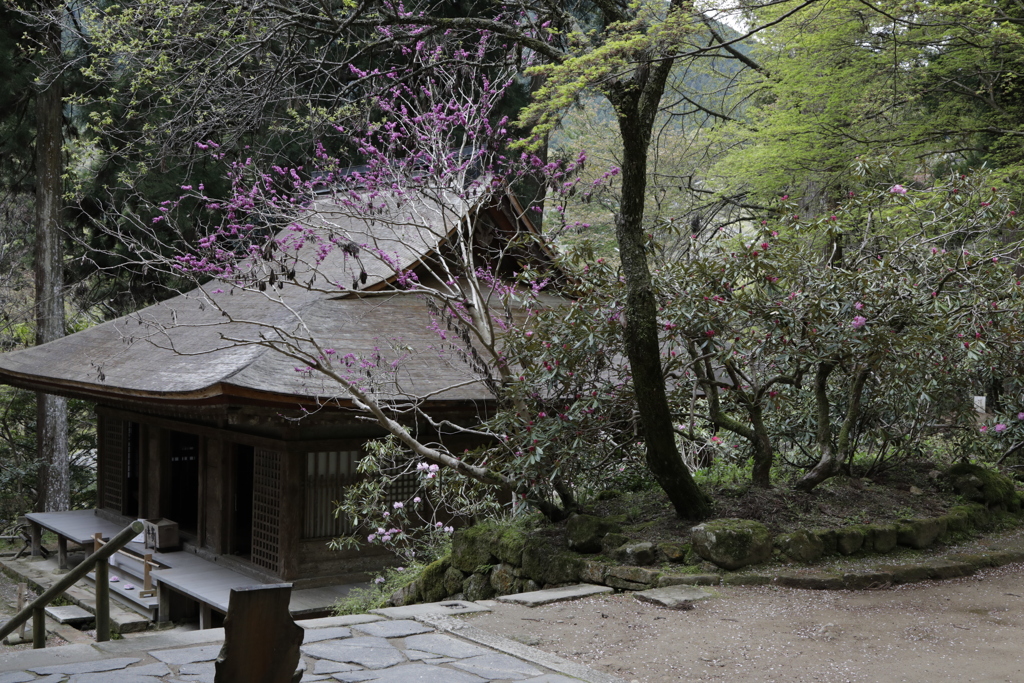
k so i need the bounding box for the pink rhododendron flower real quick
[980,425,988,432]
[851,316,867,329]
[995,423,1008,432]
[854,302,864,310]
[890,184,907,195]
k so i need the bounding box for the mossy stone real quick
[775,530,824,563]
[868,524,899,553]
[691,518,773,571]
[947,463,1018,511]
[522,537,581,585]
[897,517,946,549]
[658,542,689,563]
[451,525,498,573]
[949,503,991,530]
[463,572,496,601]
[836,527,865,555]
[489,563,518,596]
[566,514,622,554]
[617,542,657,566]
[601,533,629,554]
[810,529,838,555]
[419,557,451,603]
[443,567,466,596]
[496,528,527,566]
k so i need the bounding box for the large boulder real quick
[566,514,622,554]
[947,463,1020,512]
[691,519,773,571]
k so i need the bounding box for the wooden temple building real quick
[0,185,546,625]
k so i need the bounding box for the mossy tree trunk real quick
[606,53,712,521]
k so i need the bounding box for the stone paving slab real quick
[29,656,142,675]
[43,607,93,627]
[369,601,489,620]
[497,584,613,607]
[633,585,716,610]
[351,620,432,638]
[302,627,352,643]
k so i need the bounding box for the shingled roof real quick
[0,190,544,410]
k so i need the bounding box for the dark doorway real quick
[168,431,200,533]
[233,445,254,557]
[124,422,140,517]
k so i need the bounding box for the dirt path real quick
[467,561,1024,682]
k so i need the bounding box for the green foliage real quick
[333,564,424,616]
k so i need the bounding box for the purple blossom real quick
[890,184,907,195]
[851,316,867,329]
[995,423,1008,432]
[854,302,864,310]
[393,501,404,509]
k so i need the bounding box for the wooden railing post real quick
[95,557,110,642]
[139,553,156,598]
[32,607,44,649]
[17,583,27,642]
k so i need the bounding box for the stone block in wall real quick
[691,519,772,570]
[835,527,865,555]
[774,530,824,563]
[897,518,946,549]
[868,524,899,553]
[579,559,607,584]
[451,526,498,573]
[443,567,466,596]
[463,572,496,601]
[489,563,517,596]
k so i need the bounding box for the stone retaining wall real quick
[388,465,1024,605]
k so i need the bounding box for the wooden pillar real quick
[30,522,41,557]
[278,452,304,581]
[146,427,167,520]
[95,412,105,510]
[201,438,230,553]
[138,423,150,518]
[199,602,212,630]
[157,583,171,623]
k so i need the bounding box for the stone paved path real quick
[0,608,621,683]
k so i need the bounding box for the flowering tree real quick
[98,41,622,528]
[651,175,1024,490]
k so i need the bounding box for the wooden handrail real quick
[0,520,143,648]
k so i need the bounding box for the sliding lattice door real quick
[251,448,282,574]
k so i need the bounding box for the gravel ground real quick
[466,562,1024,683]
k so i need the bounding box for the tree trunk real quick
[33,21,69,513]
[796,363,868,492]
[608,64,711,520]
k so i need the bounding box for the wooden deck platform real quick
[22,510,367,629]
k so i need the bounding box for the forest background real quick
[0,0,1023,552]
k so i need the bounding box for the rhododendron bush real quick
[490,174,1024,493]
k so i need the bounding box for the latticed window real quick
[303,451,358,539]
